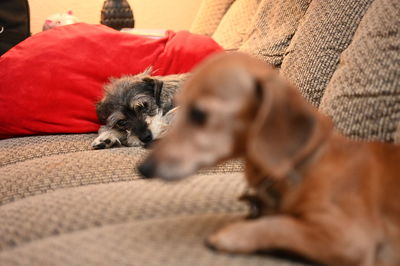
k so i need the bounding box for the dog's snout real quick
[139,130,153,144]
[138,157,157,178]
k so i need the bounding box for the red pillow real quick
[0,23,222,139]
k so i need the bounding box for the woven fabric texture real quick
[0,173,246,251]
[190,0,235,36]
[0,134,243,205]
[239,0,311,67]
[0,133,306,265]
[319,0,400,141]
[280,0,374,107]
[212,0,261,50]
[0,215,305,266]
[0,134,97,167]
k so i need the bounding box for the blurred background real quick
[29,0,203,34]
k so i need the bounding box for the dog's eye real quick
[116,120,127,128]
[135,102,148,113]
[189,106,207,126]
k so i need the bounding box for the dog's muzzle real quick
[138,156,157,178]
[138,130,153,144]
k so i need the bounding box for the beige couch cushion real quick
[0,134,96,167]
[0,171,246,252]
[0,134,302,266]
[0,213,302,266]
[212,0,260,50]
[280,0,374,107]
[190,0,235,36]
[0,134,242,205]
[319,0,400,141]
[239,0,311,66]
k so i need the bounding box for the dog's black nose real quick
[138,157,157,178]
[139,130,153,144]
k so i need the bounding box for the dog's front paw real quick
[205,222,259,254]
[91,134,122,149]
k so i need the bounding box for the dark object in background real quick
[0,0,31,56]
[100,0,135,30]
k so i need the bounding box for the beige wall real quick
[29,0,202,34]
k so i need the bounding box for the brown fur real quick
[139,52,400,266]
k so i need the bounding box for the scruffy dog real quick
[139,53,400,266]
[92,69,187,149]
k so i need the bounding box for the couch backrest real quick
[190,0,400,142]
[319,0,400,141]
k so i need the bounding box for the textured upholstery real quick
[0,158,246,252]
[239,0,311,66]
[0,134,305,266]
[319,0,400,141]
[0,134,96,167]
[190,0,235,36]
[0,134,243,205]
[0,214,303,266]
[280,0,374,107]
[212,0,260,50]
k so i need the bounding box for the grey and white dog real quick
[92,68,188,149]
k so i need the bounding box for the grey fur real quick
[92,69,188,149]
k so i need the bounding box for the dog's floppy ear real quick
[247,76,331,180]
[143,77,164,107]
[96,100,113,124]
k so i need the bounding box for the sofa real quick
[0,0,399,265]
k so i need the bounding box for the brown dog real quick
[138,52,400,266]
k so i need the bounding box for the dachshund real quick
[138,52,400,266]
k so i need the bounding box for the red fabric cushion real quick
[0,23,222,139]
